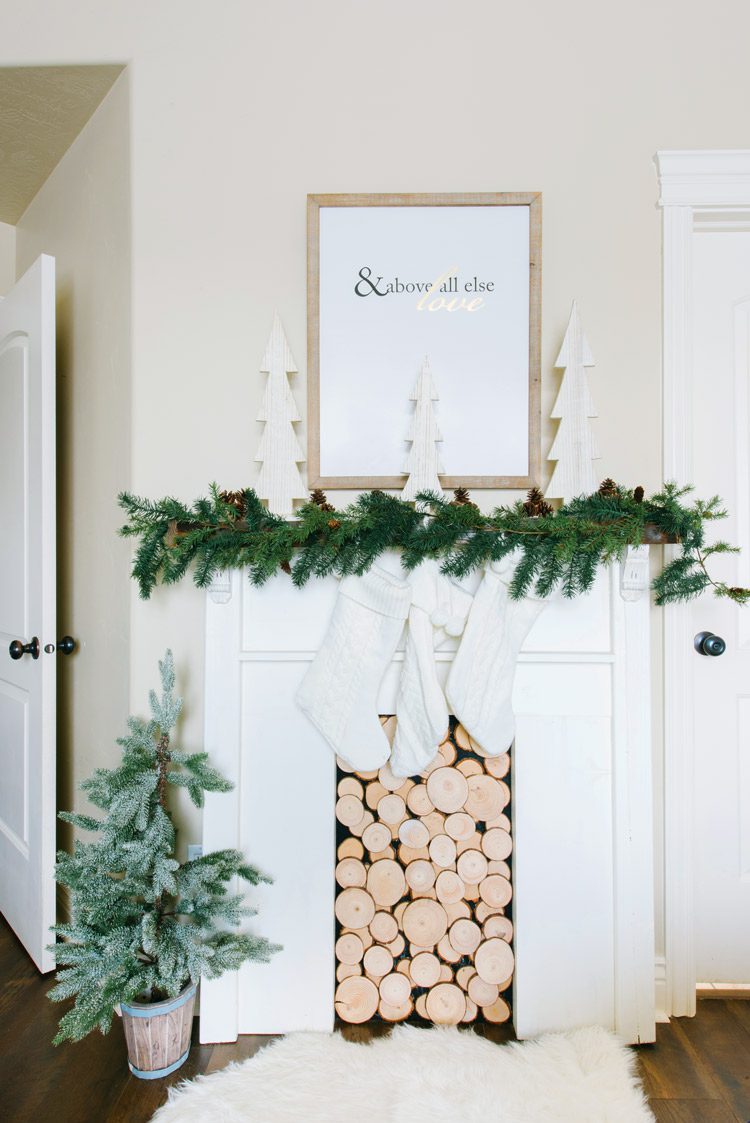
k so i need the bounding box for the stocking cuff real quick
[340,567,411,619]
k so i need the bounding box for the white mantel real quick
[201,555,655,1045]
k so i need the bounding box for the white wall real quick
[15,72,132,836]
[3,0,749,884]
[0,221,16,294]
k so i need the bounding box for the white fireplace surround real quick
[201,552,656,1045]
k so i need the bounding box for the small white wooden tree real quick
[401,357,444,501]
[255,313,307,517]
[546,301,600,502]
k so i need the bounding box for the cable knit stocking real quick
[446,555,548,756]
[296,566,411,770]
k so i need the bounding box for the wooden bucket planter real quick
[121,981,197,1079]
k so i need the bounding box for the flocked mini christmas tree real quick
[402,357,444,501]
[546,301,600,502]
[255,313,307,516]
[49,650,279,1044]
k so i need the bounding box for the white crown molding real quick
[655,149,750,208]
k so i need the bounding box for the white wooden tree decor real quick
[255,313,307,517]
[546,301,600,502]
[401,357,444,501]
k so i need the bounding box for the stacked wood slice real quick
[334,718,513,1027]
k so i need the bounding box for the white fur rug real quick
[152,1024,654,1123]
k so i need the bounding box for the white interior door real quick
[691,224,750,984]
[0,254,56,972]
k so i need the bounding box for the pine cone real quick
[310,488,335,512]
[219,489,246,516]
[280,560,292,575]
[597,478,620,498]
[327,518,341,530]
[633,486,645,504]
[522,487,553,517]
[451,487,479,509]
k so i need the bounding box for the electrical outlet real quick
[187,844,203,862]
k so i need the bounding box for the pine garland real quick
[49,651,280,1044]
[117,483,750,606]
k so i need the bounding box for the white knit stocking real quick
[446,555,548,756]
[296,566,411,770]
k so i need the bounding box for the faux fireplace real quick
[200,551,656,1045]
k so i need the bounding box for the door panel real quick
[0,254,56,973]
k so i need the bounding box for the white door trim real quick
[656,149,750,1017]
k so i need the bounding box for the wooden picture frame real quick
[307,192,541,490]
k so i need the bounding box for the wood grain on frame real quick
[307,192,542,490]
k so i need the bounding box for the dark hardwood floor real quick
[2,918,749,1121]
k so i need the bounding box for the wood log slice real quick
[482,995,512,1024]
[396,958,412,977]
[437,934,462,964]
[398,818,430,849]
[362,821,392,855]
[378,998,413,1023]
[481,828,513,861]
[393,901,408,926]
[377,793,407,826]
[419,753,442,778]
[367,859,407,908]
[334,976,379,1023]
[456,831,483,855]
[467,974,499,1008]
[474,901,504,924]
[454,723,471,750]
[479,874,512,909]
[370,911,399,945]
[387,933,406,957]
[439,963,454,983]
[448,918,482,956]
[335,887,376,930]
[336,794,366,828]
[336,962,362,982]
[335,932,365,965]
[464,775,507,822]
[434,870,464,905]
[338,777,364,799]
[415,993,429,1019]
[405,859,435,895]
[350,810,375,838]
[483,915,513,941]
[429,834,457,868]
[395,780,416,801]
[377,761,404,792]
[456,849,488,885]
[443,899,472,923]
[426,767,469,813]
[338,838,365,861]
[340,925,374,950]
[379,971,411,1007]
[485,813,511,832]
[422,811,447,838]
[336,857,367,889]
[401,898,448,947]
[379,715,397,745]
[484,753,510,779]
[462,882,480,902]
[474,938,515,985]
[410,951,441,988]
[363,944,393,979]
[409,943,431,957]
[457,759,483,777]
[425,983,466,1025]
[398,844,430,864]
[462,997,478,1023]
[487,860,511,878]
[456,965,476,991]
[365,781,388,810]
[444,812,476,841]
[438,739,457,766]
[406,784,434,817]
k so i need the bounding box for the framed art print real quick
[307,192,541,489]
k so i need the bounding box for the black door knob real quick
[9,637,40,660]
[43,636,77,656]
[694,631,726,657]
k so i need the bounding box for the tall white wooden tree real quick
[546,301,600,502]
[255,313,307,517]
[401,357,444,500]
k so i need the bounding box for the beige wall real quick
[3,0,749,880]
[15,72,132,838]
[0,220,16,294]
